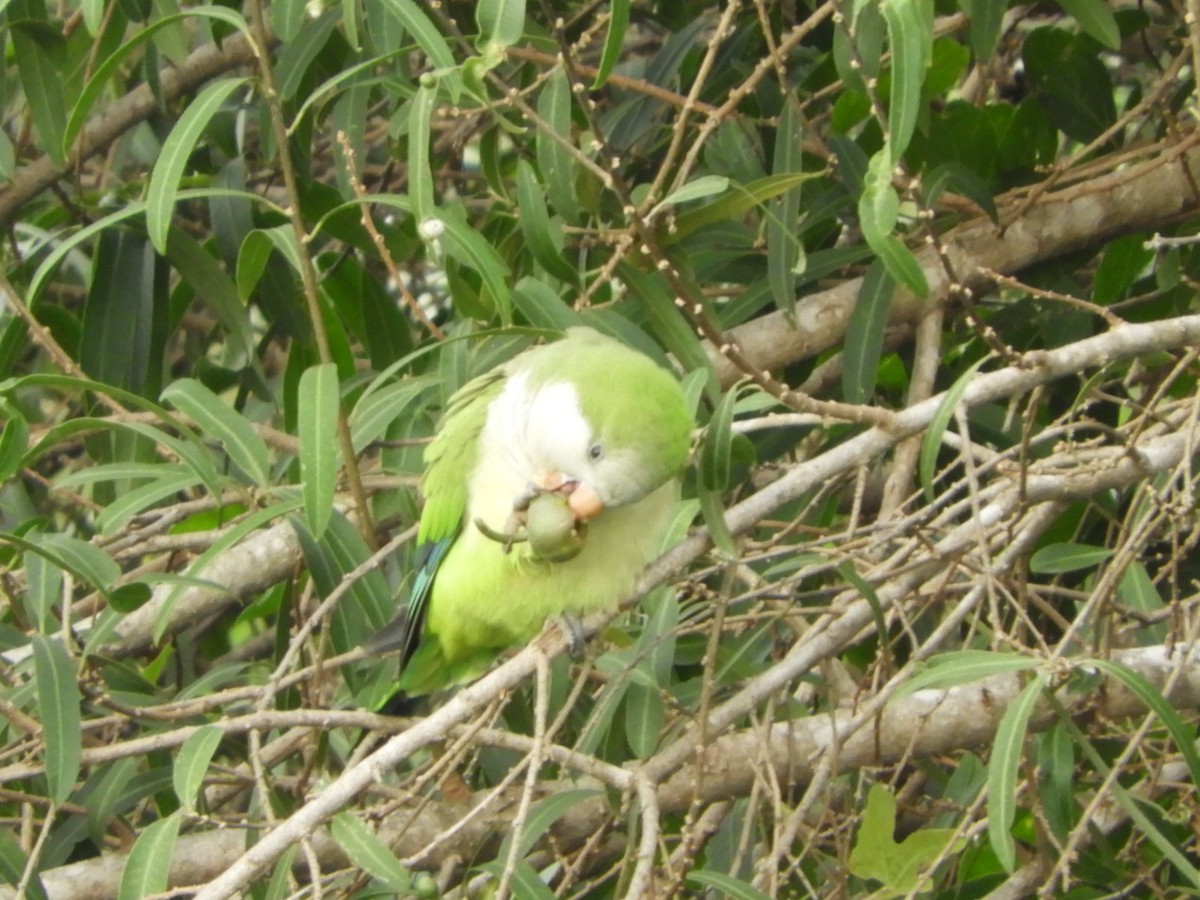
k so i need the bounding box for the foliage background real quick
[2,0,1200,897]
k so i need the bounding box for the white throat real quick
[470,373,591,527]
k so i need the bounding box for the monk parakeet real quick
[375,328,692,695]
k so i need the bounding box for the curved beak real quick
[539,472,606,521]
[564,482,604,520]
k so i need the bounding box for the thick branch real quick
[0,31,266,226]
[714,140,1200,384]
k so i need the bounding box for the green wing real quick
[417,368,506,544]
[367,368,507,668]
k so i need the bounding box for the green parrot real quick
[375,328,693,695]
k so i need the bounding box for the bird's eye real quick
[588,442,604,461]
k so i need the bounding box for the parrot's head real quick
[517,331,693,522]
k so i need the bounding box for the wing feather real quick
[368,368,507,665]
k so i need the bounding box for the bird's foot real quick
[555,612,586,658]
[474,516,526,553]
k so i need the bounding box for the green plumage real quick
[386,328,693,695]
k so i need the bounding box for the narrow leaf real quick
[476,0,525,50]
[687,871,774,900]
[919,357,986,500]
[146,77,248,253]
[298,363,340,540]
[625,681,665,758]
[899,650,1041,695]
[875,233,929,298]
[378,0,455,69]
[649,175,731,219]
[700,385,738,491]
[592,0,630,88]
[12,24,66,167]
[882,0,931,159]
[173,725,224,812]
[1087,659,1200,788]
[536,68,580,222]
[988,672,1047,871]
[118,812,182,900]
[767,93,805,316]
[1029,542,1113,574]
[0,411,28,481]
[161,379,271,487]
[330,813,412,892]
[698,484,737,558]
[842,260,895,403]
[515,160,579,285]
[32,635,82,806]
[1055,0,1120,49]
[409,84,437,224]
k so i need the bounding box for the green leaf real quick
[479,859,556,899]
[686,871,773,900]
[899,650,1041,695]
[511,278,584,332]
[921,162,999,225]
[439,206,514,324]
[32,635,82,806]
[592,0,630,88]
[81,228,165,397]
[875,234,929,298]
[65,8,251,153]
[1118,561,1165,641]
[96,467,203,535]
[349,376,435,454]
[957,0,1005,60]
[859,149,900,246]
[699,391,737,494]
[23,546,62,633]
[275,11,338,101]
[475,0,525,50]
[409,83,437,224]
[1029,542,1113,574]
[536,68,580,223]
[649,175,731,219]
[1055,0,1120,49]
[165,227,257,370]
[625,680,665,758]
[848,784,967,892]
[668,171,819,243]
[499,790,599,860]
[988,672,1048,871]
[1087,659,1200,788]
[698,483,737,558]
[146,77,249,254]
[12,23,66,167]
[767,94,805,317]
[329,813,413,892]
[882,0,932,159]
[842,260,895,403]
[515,160,579,286]
[41,534,121,594]
[0,830,48,900]
[1093,234,1153,304]
[118,812,182,900]
[0,410,28,481]
[919,356,986,500]
[173,725,224,813]
[618,268,714,393]
[298,363,339,540]
[378,0,455,69]
[160,379,271,488]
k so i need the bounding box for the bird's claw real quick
[476,484,589,563]
[474,516,527,553]
[555,612,586,658]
